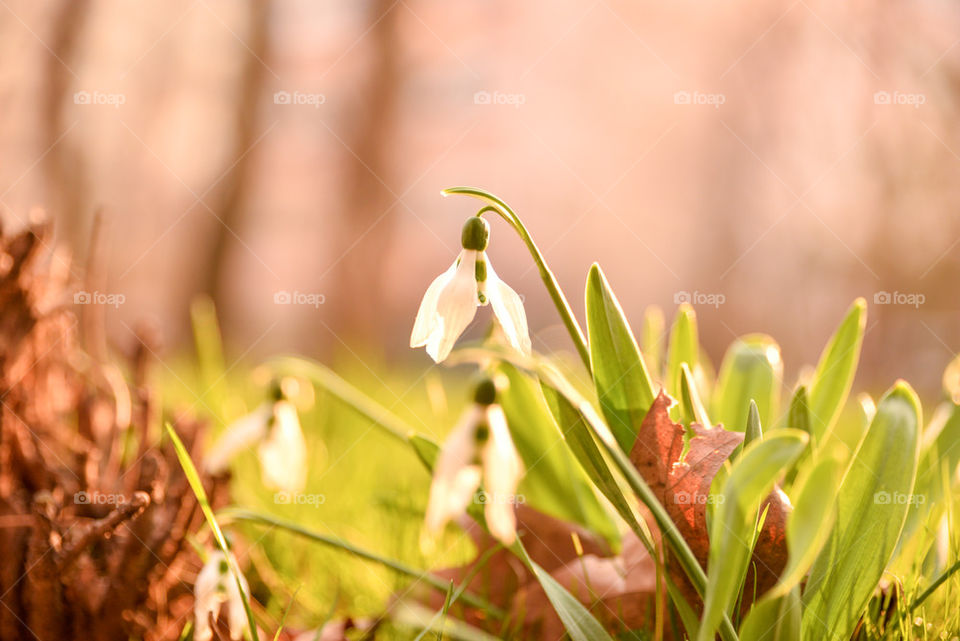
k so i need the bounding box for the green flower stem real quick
[441,187,591,370]
[268,356,417,443]
[218,509,506,619]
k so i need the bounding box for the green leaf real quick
[678,362,712,428]
[165,423,260,641]
[712,334,783,432]
[641,305,666,381]
[801,381,921,641]
[497,364,619,544]
[540,383,649,547]
[739,588,801,641]
[666,576,701,640]
[667,303,700,401]
[764,452,842,599]
[191,296,228,407]
[787,386,811,434]
[517,542,615,641]
[731,400,763,462]
[585,263,656,452]
[744,401,763,446]
[807,299,866,442]
[697,430,809,641]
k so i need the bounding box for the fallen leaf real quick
[629,391,790,609]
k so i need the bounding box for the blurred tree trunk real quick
[43,0,90,246]
[199,0,271,305]
[327,0,402,347]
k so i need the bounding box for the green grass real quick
[159,353,476,637]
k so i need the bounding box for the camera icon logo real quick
[74,491,90,504]
[674,290,692,304]
[873,91,891,105]
[874,491,891,504]
[274,492,292,504]
[274,290,292,304]
[74,291,92,304]
[74,91,91,105]
[274,91,291,105]
[674,91,691,105]
[474,90,492,105]
[873,291,891,304]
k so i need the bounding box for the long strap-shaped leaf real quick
[516,542,615,641]
[585,264,657,452]
[801,381,921,641]
[696,431,809,641]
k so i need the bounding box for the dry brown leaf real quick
[629,391,790,610]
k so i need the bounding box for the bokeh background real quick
[2,0,960,393]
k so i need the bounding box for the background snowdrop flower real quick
[411,215,530,362]
[204,404,272,475]
[424,378,523,545]
[194,550,249,641]
[204,384,307,493]
[258,399,307,492]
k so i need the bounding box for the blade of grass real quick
[165,422,260,641]
[273,585,301,641]
[218,508,505,619]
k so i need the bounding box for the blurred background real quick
[2,0,960,393]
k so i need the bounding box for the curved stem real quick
[442,186,591,370]
[219,509,506,619]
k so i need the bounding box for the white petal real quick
[425,250,480,362]
[194,552,229,641]
[481,405,523,545]
[425,406,483,533]
[225,573,250,640]
[411,260,457,347]
[204,405,271,474]
[258,401,308,492]
[485,259,532,355]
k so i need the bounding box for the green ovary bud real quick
[461,216,490,251]
[473,378,498,406]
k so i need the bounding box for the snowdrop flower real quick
[411,215,531,363]
[425,378,523,545]
[205,385,307,493]
[194,550,249,641]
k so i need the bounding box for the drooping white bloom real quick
[411,216,530,363]
[424,380,523,545]
[257,399,307,492]
[204,399,307,493]
[194,550,249,641]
